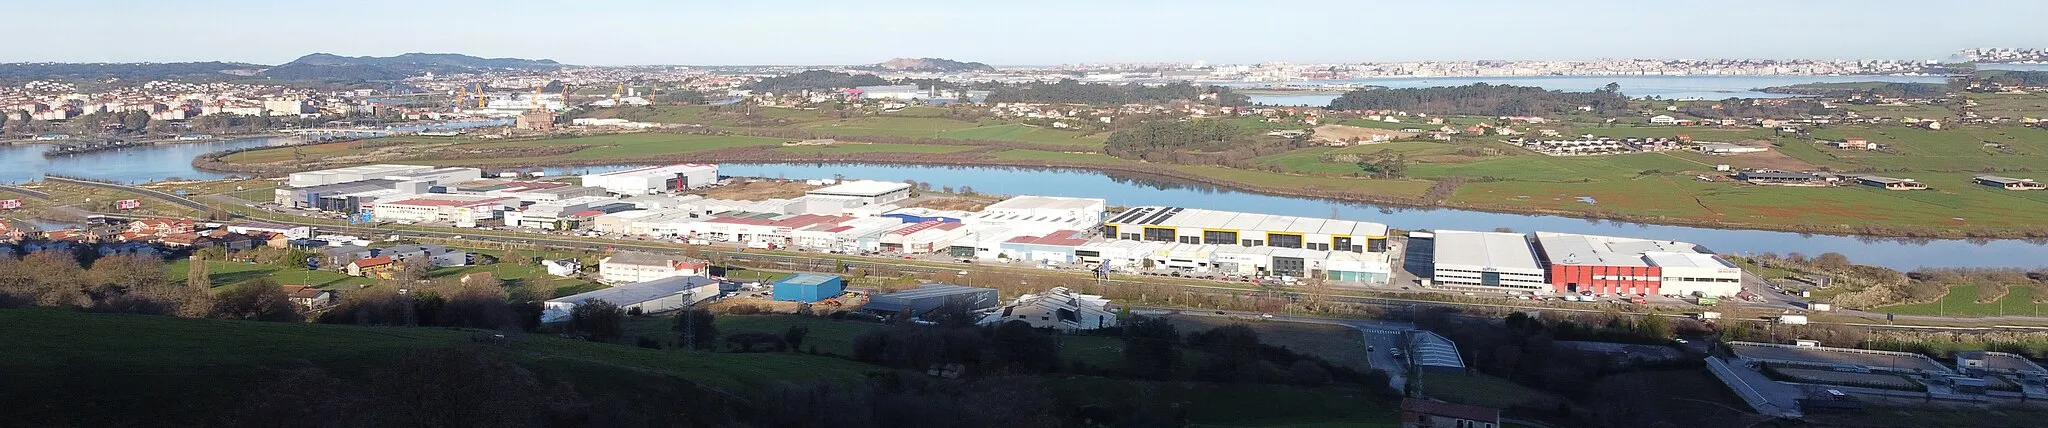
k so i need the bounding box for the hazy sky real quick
[6,0,2047,65]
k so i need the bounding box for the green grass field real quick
[163,258,372,290]
[1415,372,1556,409]
[1876,284,2045,317]
[774,142,983,155]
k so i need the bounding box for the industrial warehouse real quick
[1425,230,1743,297]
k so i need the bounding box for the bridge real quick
[279,128,398,138]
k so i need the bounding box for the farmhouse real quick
[1833,137,1873,150]
[1974,176,2045,190]
[1854,175,1928,190]
[1734,170,1825,185]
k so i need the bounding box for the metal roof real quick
[1113,206,1389,236]
[548,275,716,305]
[777,273,840,286]
[1642,251,1735,269]
[1534,232,1704,267]
[1430,230,1541,270]
[807,180,912,197]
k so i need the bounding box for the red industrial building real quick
[1531,232,1738,297]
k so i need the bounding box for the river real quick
[0,136,295,184]
[1233,75,1952,106]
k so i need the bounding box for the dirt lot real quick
[911,197,995,211]
[1312,124,1416,143]
[693,179,819,200]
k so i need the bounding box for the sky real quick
[6,0,2048,66]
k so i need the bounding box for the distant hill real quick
[258,52,562,81]
[0,62,255,83]
[874,57,994,72]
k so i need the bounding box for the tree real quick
[783,325,810,352]
[570,300,625,342]
[212,278,303,322]
[1121,316,1182,380]
[1354,149,1408,179]
[1814,252,1853,271]
[389,257,431,283]
[674,308,718,350]
[187,255,212,290]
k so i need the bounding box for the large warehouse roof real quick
[1534,232,1707,266]
[548,275,716,306]
[984,195,1104,211]
[1431,230,1540,270]
[1107,206,1389,237]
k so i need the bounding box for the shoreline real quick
[192,145,2048,242]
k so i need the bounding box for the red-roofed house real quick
[159,232,211,248]
[126,218,194,237]
[347,256,396,278]
[1400,399,1499,428]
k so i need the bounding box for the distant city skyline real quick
[7,0,2048,66]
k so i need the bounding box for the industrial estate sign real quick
[115,199,142,210]
[0,199,20,210]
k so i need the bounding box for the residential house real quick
[278,285,333,308]
[598,251,708,284]
[346,256,397,278]
[1400,399,1500,428]
[542,258,582,276]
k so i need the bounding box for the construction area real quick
[1730,341,1953,374]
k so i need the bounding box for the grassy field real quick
[1876,284,2045,317]
[774,142,983,155]
[1163,315,1371,369]
[1415,372,1556,409]
[163,258,373,290]
[0,307,882,426]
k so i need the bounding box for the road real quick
[0,184,51,200]
[46,175,211,211]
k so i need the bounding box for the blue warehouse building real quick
[773,273,845,303]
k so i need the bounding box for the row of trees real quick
[985,80,1249,106]
[1328,82,1631,116]
[0,251,300,322]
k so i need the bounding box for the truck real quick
[1697,296,1720,306]
[1699,311,1722,320]
[1811,303,1832,312]
[1779,314,1809,325]
[1629,295,1648,304]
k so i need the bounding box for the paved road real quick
[0,184,50,200]
[46,176,211,211]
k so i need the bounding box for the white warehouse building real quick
[805,180,913,206]
[580,164,720,196]
[1428,230,1548,291]
[1103,207,1391,252]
